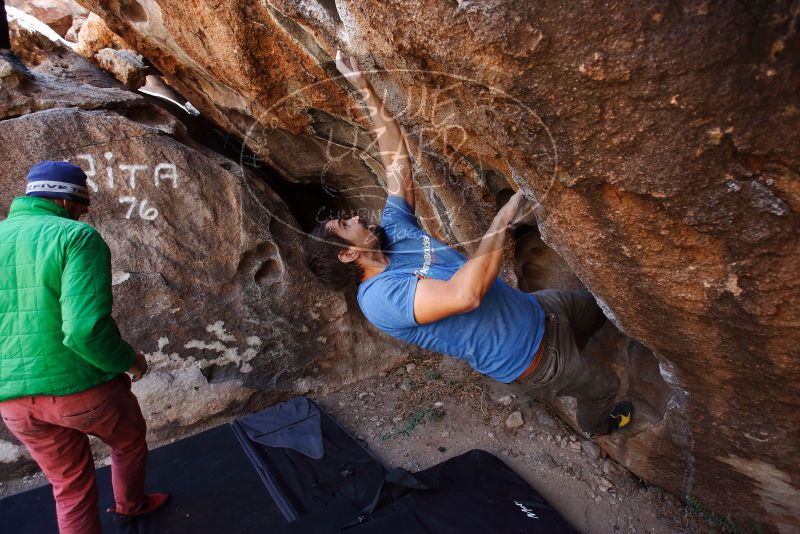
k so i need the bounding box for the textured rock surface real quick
[0,104,410,458]
[74,0,800,529]
[93,47,147,88]
[75,11,127,57]
[1,12,142,119]
[6,0,74,36]
[0,28,410,479]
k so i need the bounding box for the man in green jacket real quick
[0,161,168,533]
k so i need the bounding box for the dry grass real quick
[391,356,512,422]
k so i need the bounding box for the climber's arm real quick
[335,50,415,210]
[413,191,528,324]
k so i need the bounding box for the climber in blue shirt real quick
[303,51,632,436]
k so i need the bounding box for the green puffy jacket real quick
[0,196,135,401]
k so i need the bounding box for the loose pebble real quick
[505,411,524,429]
[497,395,513,406]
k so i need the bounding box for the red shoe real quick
[108,493,170,524]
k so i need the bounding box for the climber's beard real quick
[374,224,388,252]
[364,221,388,252]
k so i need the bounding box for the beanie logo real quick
[26,180,90,201]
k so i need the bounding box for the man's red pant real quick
[0,374,148,534]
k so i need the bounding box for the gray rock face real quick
[0,106,408,446]
[6,0,74,37]
[1,15,142,120]
[0,27,411,479]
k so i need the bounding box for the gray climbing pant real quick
[516,289,620,435]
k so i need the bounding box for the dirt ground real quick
[317,355,718,534]
[1,355,720,533]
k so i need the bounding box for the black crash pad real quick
[0,424,285,534]
[0,397,576,533]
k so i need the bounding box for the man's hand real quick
[413,190,532,324]
[335,48,415,209]
[497,190,535,228]
[335,50,369,92]
[127,351,148,382]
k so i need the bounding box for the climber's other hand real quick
[335,49,369,92]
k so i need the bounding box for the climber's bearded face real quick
[326,215,387,253]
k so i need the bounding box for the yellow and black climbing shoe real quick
[609,401,633,431]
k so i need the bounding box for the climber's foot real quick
[609,401,633,432]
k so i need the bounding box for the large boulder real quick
[75,11,127,56]
[1,103,406,404]
[75,0,800,529]
[1,8,142,119]
[0,105,410,473]
[6,0,75,37]
[4,1,90,42]
[0,24,410,479]
[92,47,147,88]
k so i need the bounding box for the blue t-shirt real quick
[357,196,545,383]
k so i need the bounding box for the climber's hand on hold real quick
[415,189,529,324]
[336,48,414,209]
[335,49,369,93]
[498,190,534,228]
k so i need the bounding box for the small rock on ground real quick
[505,411,524,429]
[581,440,601,460]
[536,411,557,428]
[497,395,513,406]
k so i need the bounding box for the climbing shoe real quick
[609,401,633,431]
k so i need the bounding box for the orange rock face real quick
[71,0,799,529]
[75,12,128,57]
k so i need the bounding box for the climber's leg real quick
[518,289,624,434]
